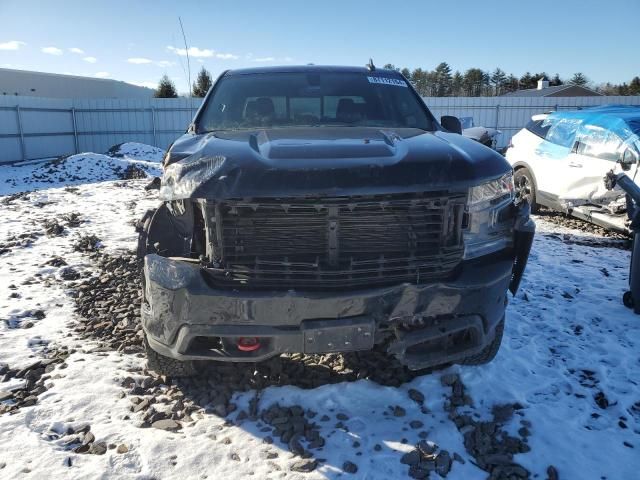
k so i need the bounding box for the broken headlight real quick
[464,173,515,259]
[160,154,226,201]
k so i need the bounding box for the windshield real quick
[196,71,434,132]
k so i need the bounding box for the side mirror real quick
[620,148,639,171]
[441,115,462,135]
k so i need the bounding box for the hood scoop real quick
[248,129,398,160]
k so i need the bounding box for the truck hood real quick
[160,127,511,200]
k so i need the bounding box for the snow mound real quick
[107,142,165,162]
[0,143,163,196]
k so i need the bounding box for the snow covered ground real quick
[0,145,638,479]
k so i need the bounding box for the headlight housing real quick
[464,172,515,259]
[467,173,514,211]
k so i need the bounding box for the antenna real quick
[366,58,376,72]
[178,17,191,98]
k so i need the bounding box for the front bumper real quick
[143,252,530,371]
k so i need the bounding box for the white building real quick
[0,68,155,98]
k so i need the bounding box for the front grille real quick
[204,192,466,289]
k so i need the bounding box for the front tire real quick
[144,334,197,377]
[460,317,505,366]
[514,167,539,213]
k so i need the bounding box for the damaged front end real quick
[138,167,534,370]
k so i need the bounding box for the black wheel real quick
[144,334,197,377]
[623,291,634,309]
[460,317,505,366]
[514,167,539,213]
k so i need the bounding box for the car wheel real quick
[514,167,539,213]
[460,316,504,366]
[144,334,197,378]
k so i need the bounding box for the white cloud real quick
[167,46,237,60]
[215,53,238,60]
[282,56,294,62]
[167,45,213,58]
[130,80,157,89]
[253,56,275,62]
[94,71,110,78]
[83,56,97,63]
[0,40,26,51]
[155,60,176,67]
[69,47,84,54]
[128,57,153,64]
[42,46,63,56]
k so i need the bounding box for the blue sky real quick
[1,0,638,93]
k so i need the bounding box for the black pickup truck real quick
[137,65,534,377]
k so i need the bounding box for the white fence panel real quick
[1,95,639,164]
[423,96,640,148]
[0,96,202,164]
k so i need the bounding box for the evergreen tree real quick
[504,74,519,93]
[490,68,507,96]
[192,67,213,97]
[411,68,429,96]
[400,67,411,81]
[463,68,485,96]
[519,72,535,90]
[550,73,563,86]
[569,72,589,86]
[629,76,640,95]
[451,71,464,96]
[155,75,178,98]
[433,62,452,97]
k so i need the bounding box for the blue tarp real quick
[542,105,640,150]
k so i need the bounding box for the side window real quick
[575,125,623,162]
[525,119,551,139]
[544,118,579,148]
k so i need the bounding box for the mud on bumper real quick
[142,227,532,370]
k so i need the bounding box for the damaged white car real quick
[506,105,640,233]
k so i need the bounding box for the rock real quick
[21,395,37,407]
[547,465,559,480]
[492,404,515,423]
[73,444,90,454]
[409,420,424,429]
[453,452,465,464]
[594,391,609,409]
[152,419,181,431]
[290,459,317,473]
[408,465,429,479]
[435,450,452,476]
[0,391,13,401]
[336,413,349,421]
[82,431,95,445]
[89,442,107,455]
[416,440,436,456]
[401,450,421,466]
[392,406,406,417]
[440,373,458,386]
[408,389,425,404]
[343,461,358,474]
[116,444,129,454]
[288,434,305,456]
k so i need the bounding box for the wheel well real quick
[512,162,538,190]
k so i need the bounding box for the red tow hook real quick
[237,337,261,352]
